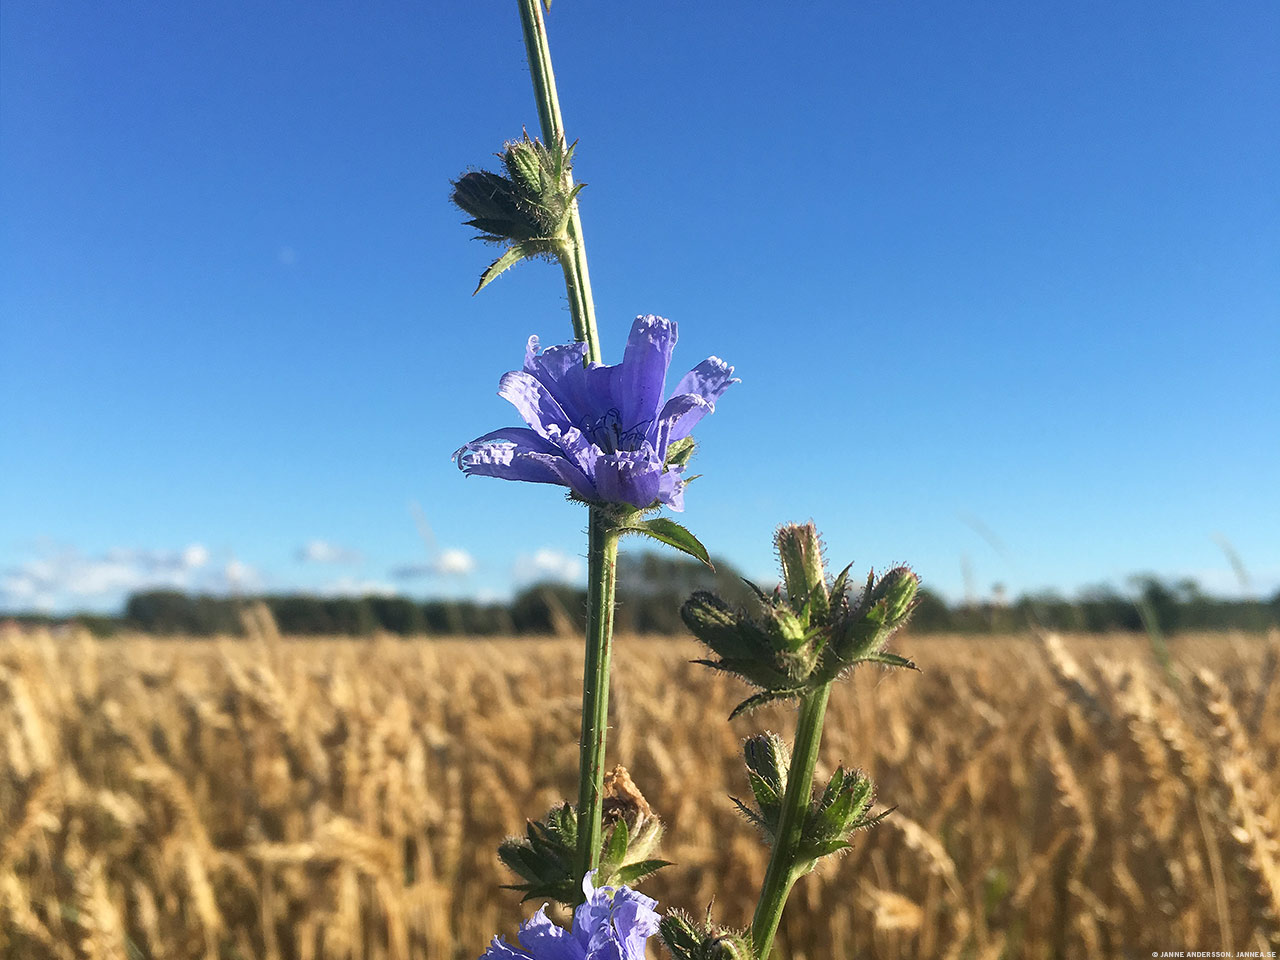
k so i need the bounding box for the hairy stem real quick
[575,509,619,887]
[516,0,614,902]
[751,684,832,957]
[516,0,600,363]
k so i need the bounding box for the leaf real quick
[730,796,771,836]
[624,517,713,568]
[602,818,629,867]
[859,651,918,671]
[664,437,695,468]
[728,688,804,720]
[613,859,672,885]
[795,838,851,863]
[475,245,532,294]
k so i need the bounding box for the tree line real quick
[6,557,1277,638]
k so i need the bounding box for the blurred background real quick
[3,4,1279,959]
[3,0,1277,620]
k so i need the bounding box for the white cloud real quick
[391,547,476,580]
[321,576,398,597]
[513,548,583,585]
[182,544,209,569]
[434,548,475,575]
[0,544,213,611]
[296,539,362,565]
[222,559,261,592]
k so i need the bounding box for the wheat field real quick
[1,616,1277,960]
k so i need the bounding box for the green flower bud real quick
[868,566,919,627]
[658,913,704,960]
[774,522,828,622]
[450,133,585,293]
[705,934,754,960]
[734,732,791,840]
[497,768,669,905]
[686,523,918,717]
[794,766,892,871]
[659,911,754,960]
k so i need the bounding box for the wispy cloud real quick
[0,544,212,611]
[513,548,583,585]
[296,539,362,565]
[391,547,476,580]
[320,576,397,597]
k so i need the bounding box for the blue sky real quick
[2,1,1277,614]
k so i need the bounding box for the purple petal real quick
[455,427,559,462]
[657,470,686,512]
[594,452,662,509]
[524,337,593,424]
[545,425,600,481]
[618,316,677,434]
[479,935,531,959]
[516,906,580,960]
[456,443,567,487]
[609,889,660,960]
[534,451,598,502]
[654,394,712,451]
[661,357,737,441]
[499,371,574,440]
[670,356,737,405]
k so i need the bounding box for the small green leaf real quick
[475,245,531,294]
[664,437,695,469]
[602,818,629,867]
[613,858,672,885]
[859,651,918,671]
[624,517,713,568]
[728,688,804,720]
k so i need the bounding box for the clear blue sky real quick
[2,1,1277,613]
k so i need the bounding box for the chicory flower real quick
[455,315,736,511]
[480,872,660,960]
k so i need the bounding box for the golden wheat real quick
[1,622,1276,959]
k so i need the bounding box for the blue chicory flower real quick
[455,315,736,511]
[480,872,660,960]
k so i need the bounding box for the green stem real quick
[575,508,619,886]
[751,684,832,958]
[515,0,614,902]
[516,0,600,363]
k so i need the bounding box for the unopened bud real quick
[775,522,829,621]
[870,566,919,626]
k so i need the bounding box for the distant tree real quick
[72,614,123,638]
[367,596,425,635]
[422,601,467,635]
[1131,576,1184,635]
[126,591,202,634]
[267,596,333,635]
[510,584,586,635]
[325,597,377,635]
[907,588,952,632]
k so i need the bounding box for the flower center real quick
[585,408,651,454]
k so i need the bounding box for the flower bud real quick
[735,732,790,841]
[450,134,585,292]
[502,137,545,197]
[706,934,754,960]
[868,566,919,628]
[774,522,829,621]
[658,912,753,960]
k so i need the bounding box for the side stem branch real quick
[751,684,832,957]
